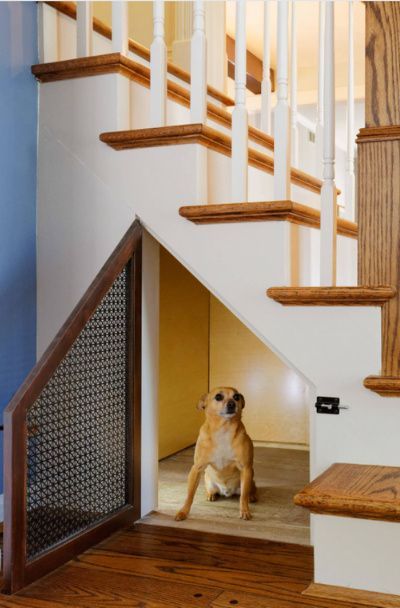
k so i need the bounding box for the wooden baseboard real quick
[303,582,400,607]
[252,440,309,451]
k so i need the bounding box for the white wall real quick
[141,232,160,516]
[35,68,400,597]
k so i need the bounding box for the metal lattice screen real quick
[26,266,131,560]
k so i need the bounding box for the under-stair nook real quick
[4,1,400,606]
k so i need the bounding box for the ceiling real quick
[226,1,365,95]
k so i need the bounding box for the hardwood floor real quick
[0,523,373,608]
[142,445,310,545]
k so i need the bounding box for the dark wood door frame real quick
[3,220,142,594]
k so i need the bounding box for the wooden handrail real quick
[45,0,235,108]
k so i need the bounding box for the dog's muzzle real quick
[226,400,236,414]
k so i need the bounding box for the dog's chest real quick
[210,429,236,470]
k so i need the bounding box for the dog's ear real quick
[240,394,245,409]
[197,393,208,411]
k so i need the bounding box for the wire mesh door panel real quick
[4,222,142,593]
[27,267,129,559]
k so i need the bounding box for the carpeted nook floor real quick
[141,445,310,545]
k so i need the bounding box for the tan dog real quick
[175,387,257,521]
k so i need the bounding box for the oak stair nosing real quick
[294,463,400,523]
[31,53,274,154]
[363,376,400,397]
[100,123,329,195]
[266,286,396,306]
[178,200,357,238]
[32,51,331,195]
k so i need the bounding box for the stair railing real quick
[42,0,361,285]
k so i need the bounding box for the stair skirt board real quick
[303,583,400,607]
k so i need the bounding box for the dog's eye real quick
[215,393,224,401]
[233,393,240,401]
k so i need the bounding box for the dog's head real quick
[197,387,245,420]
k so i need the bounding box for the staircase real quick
[26,0,400,603]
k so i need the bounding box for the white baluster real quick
[315,1,325,178]
[320,0,337,285]
[112,1,130,130]
[76,1,93,58]
[345,0,355,220]
[274,0,291,200]
[290,0,298,167]
[112,1,128,55]
[261,1,272,134]
[231,0,248,202]
[191,1,207,123]
[150,1,167,127]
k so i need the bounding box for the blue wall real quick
[0,2,38,493]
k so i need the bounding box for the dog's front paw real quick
[207,492,218,502]
[175,510,188,521]
[240,509,252,520]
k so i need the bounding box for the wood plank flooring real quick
[142,446,310,545]
[0,524,377,607]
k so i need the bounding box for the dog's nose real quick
[227,400,236,411]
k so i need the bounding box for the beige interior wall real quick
[159,253,309,458]
[92,2,176,50]
[209,296,309,447]
[158,248,210,460]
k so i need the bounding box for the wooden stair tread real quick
[294,463,400,522]
[364,376,400,397]
[178,200,356,238]
[32,54,274,153]
[100,124,328,195]
[267,286,396,306]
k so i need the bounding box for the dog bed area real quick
[140,445,310,545]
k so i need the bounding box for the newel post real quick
[358,2,400,378]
